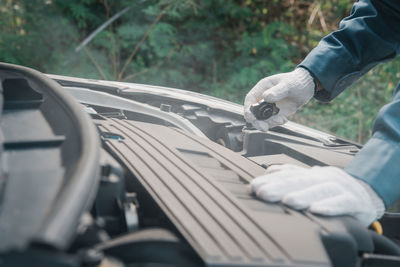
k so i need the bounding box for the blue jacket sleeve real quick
[299,0,400,102]
[345,85,400,208]
[298,0,400,208]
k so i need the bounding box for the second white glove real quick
[244,67,315,131]
[251,164,385,226]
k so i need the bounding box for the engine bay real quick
[1,63,400,267]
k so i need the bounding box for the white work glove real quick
[251,164,385,226]
[244,67,315,131]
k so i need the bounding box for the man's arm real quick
[299,0,400,101]
[299,0,400,208]
[345,85,400,208]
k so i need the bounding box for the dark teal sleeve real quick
[298,0,400,208]
[299,0,400,102]
[345,85,400,207]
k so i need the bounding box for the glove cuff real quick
[293,67,315,91]
[358,180,386,221]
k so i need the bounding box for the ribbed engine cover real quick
[97,118,367,267]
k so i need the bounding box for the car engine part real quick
[1,63,400,267]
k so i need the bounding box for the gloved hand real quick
[244,67,315,131]
[251,164,385,226]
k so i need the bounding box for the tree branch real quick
[307,3,318,26]
[317,6,328,32]
[102,0,118,80]
[117,4,170,81]
[122,49,175,82]
[83,47,108,80]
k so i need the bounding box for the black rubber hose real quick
[370,231,400,256]
[94,228,202,266]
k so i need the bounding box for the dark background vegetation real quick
[1,0,399,143]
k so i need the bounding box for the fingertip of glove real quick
[249,177,262,193]
[250,175,272,193]
[253,120,269,132]
[256,187,281,202]
[244,94,256,106]
[268,114,288,128]
[243,108,256,122]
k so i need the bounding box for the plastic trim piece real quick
[0,63,101,250]
[64,86,206,138]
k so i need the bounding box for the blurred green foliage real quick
[0,0,399,143]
